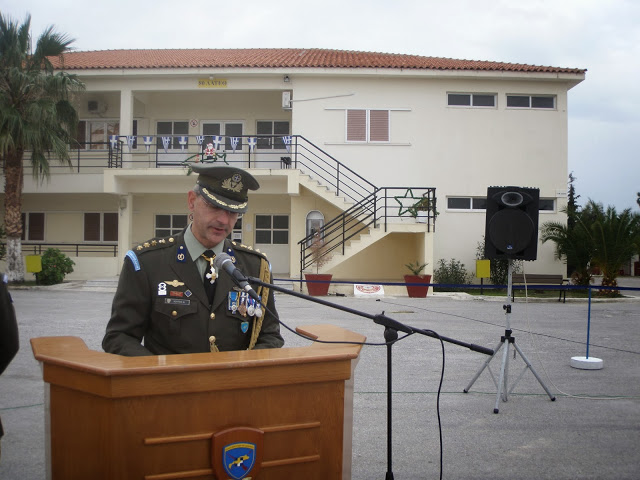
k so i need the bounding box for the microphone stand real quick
[248,276,494,478]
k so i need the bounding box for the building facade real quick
[0,49,585,290]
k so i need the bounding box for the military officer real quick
[102,164,284,356]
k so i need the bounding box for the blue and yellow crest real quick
[223,442,256,479]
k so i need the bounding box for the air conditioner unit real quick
[87,100,107,114]
[282,91,292,110]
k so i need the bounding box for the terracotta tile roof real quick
[51,48,586,74]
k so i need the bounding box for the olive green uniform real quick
[102,233,284,356]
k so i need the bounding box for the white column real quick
[118,194,134,264]
[119,89,134,169]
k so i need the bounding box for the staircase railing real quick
[299,187,437,281]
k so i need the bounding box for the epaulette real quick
[125,236,179,272]
[133,236,178,254]
[230,241,268,259]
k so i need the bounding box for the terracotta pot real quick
[304,273,333,296]
[404,274,432,298]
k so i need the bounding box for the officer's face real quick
[188,191,239,248]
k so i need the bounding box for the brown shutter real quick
[369,110,389,142]
[84,213,100,241]
[346,110,367,142]
[28,213,45,241]
[103,213,118,242]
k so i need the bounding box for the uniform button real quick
[171,310,178,317]
[210,313,216,320]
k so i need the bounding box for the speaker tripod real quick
[463,260,556,413]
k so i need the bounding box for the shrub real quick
[433,258,472,291]
[39,248,75,285]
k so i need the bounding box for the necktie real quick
[202,250,216,305]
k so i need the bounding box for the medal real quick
[247,298,256,317]
[228,291,239,313]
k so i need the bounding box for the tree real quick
[542,200,640,293]
[540,213,594,286]
[0,14,83,282]
[582,200,640,292]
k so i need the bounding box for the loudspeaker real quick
[484,186,540,260]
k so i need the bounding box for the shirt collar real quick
[184,224,225,260]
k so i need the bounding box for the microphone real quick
[213,253,262,302]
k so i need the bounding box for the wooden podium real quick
[31,325,365,480]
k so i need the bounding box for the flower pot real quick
[304,273,333,296]
[404,274,431,298]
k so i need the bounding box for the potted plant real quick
[304,234,333,296]
[404,261,431,297]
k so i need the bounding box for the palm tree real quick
[541,213,594,286]
[0,13,84,282]
[583,200,640,291]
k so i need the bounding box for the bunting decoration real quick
[104,134,296,156]
[162,136,171,153]
[127,136,136,151]
[282,135,292,153]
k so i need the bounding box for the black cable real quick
[262,300,446,479]
[376,299,640,356]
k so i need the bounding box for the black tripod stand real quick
[248,275,493,478]
[463,260,556,413]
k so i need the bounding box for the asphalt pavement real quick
[0,279,639,479]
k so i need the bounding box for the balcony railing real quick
[20,243,118,257]
[15,134,376,207]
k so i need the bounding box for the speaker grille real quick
[484,186,540,260]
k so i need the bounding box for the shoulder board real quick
[231,241,268,259]
[133,236,178,255]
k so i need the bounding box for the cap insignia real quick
[221,175,243,193]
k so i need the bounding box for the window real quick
[257,121,290,149]
[74,120,137,150]
[539,199,555,212]
[255,215,289,245]
[448,93,496,108]
[155,214,188,238]
[447,197,487,211]
[346,109,389,142]
[506,95,555,109]
[156,121,189,150]
[447,197,555,212]
[228,215,243,243]
[21,213,45,241]
[84,213,118,242]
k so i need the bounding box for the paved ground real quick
[0,279,639,479]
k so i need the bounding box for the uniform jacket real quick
[102,233,284,356]
[0,274,19,438]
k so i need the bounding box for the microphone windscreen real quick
[213,253,233,271]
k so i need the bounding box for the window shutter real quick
[369,110,389,142]
[346,110,367,142]
[29,213,45,241]
[103,213,118,242]
[84,213,101,241]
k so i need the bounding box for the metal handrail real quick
[299,187,437,283]
[20,243,118,257]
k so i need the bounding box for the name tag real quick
[165,298,190,306]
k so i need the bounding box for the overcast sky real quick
[3,0,639,211]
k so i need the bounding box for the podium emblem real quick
[213,427,263,480]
